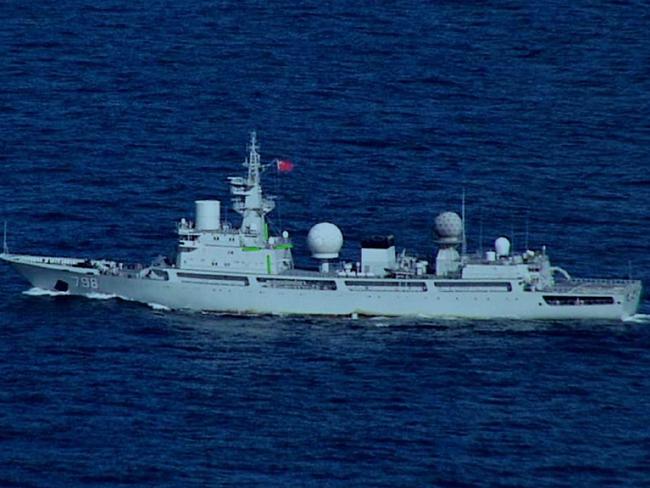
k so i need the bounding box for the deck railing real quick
[564,278,639,286]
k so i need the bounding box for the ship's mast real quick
[229,131,275,245]
[246,130,261,186]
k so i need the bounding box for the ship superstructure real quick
[175,132,293,275]
[0,133,642,320]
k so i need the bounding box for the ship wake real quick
[24,287,120,301]
[22,287,170,312]
[623,314,650,324]
[84,292,120,300]
[23,287,69,297]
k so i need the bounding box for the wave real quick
[23,288,120,301]
[623,314,650,324]
[83,292,120,300]
[24,288,121,301]
[147,302,171,311]
[23,287,174,312]
[371,321,391,328]
[22,287,69,297]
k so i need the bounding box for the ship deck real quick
[2,253,642,297]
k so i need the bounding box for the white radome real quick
[307,222,343,259]
[434,211,463,238]
[495,236,511,257]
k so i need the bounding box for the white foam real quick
[22,287,174,313]
[22,287,69,297]
[83,292,119,300]
[623,314,650,324]
[371,322,391,328]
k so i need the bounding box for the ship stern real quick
[621,280,644,320]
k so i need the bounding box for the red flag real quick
[276,159,294,173]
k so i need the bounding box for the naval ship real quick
[1,133,642,319]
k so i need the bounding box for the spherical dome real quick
[434,212,463,238]
[307,222,343,259]
[495,236,511,257]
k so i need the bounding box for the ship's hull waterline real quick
[4,254,642,321]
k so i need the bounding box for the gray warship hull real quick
[3,134,644,321]
[3,254,642,320]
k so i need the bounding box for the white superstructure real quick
[174,132,293,275]
[0,132,643,320]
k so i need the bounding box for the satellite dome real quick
[307,222,343,259]
[434,212,463,241]
[495,236,511,257]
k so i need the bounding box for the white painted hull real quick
[3,254,642,321]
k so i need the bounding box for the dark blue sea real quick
[2,1,650,486]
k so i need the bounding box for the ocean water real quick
[1,1,650,486]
